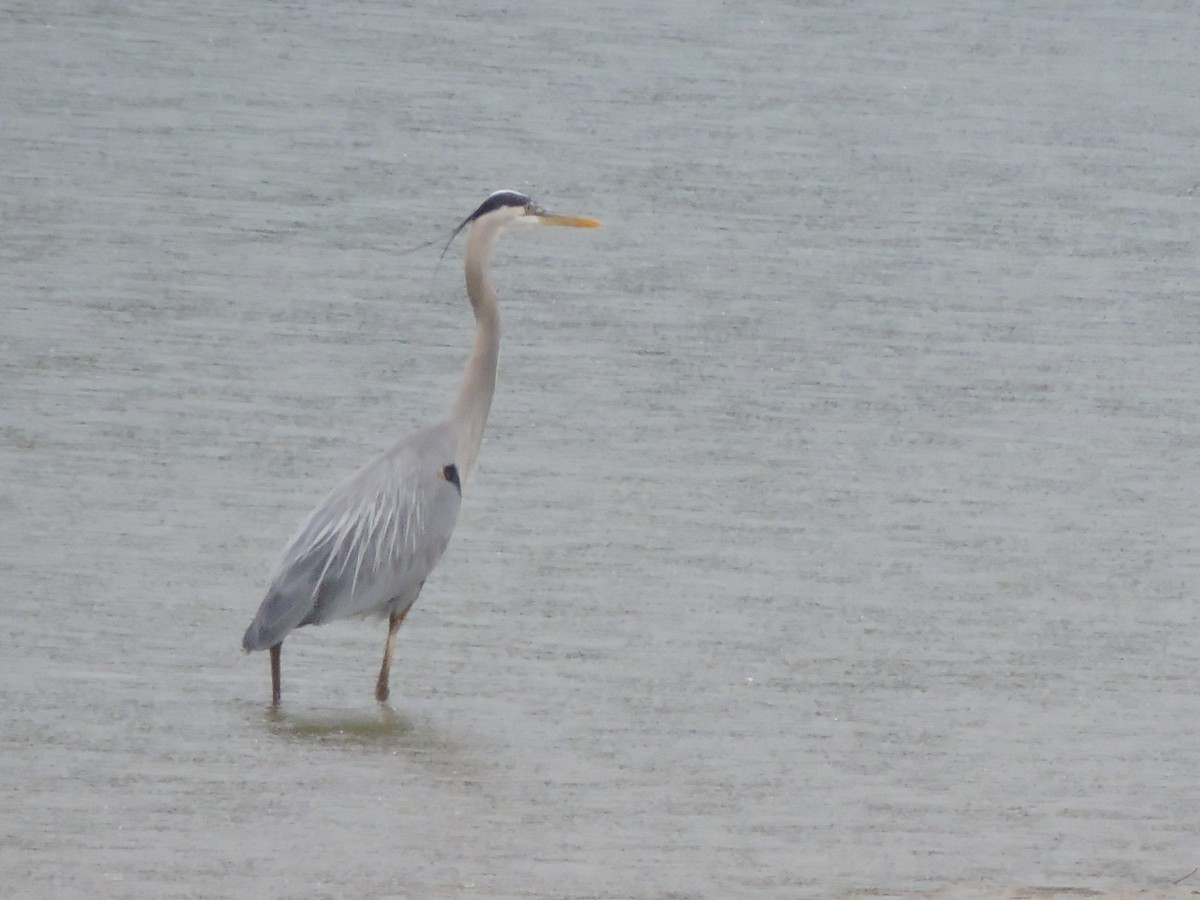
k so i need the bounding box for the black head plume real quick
[469,189,532,220]
[443,190,534,255]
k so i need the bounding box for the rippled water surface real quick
[3,2,1199,897]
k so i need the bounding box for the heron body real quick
[242,190,601,705]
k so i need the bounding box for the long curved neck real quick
[448,221,502,482]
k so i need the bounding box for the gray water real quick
[3,2,1199,898]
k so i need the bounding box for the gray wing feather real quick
[242,424,461,651]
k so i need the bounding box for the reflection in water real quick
[260,704,414,744]
[251,704,471,776]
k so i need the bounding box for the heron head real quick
[450,190,601,243]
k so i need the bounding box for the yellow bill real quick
[534,212,603,228]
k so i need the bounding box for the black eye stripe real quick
[468,190,532,222]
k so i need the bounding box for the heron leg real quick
[375,607,411,703]
[269,642,282,707]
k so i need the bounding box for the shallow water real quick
[3,1,1199,897]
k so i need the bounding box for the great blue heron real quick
[242,190,601,705]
